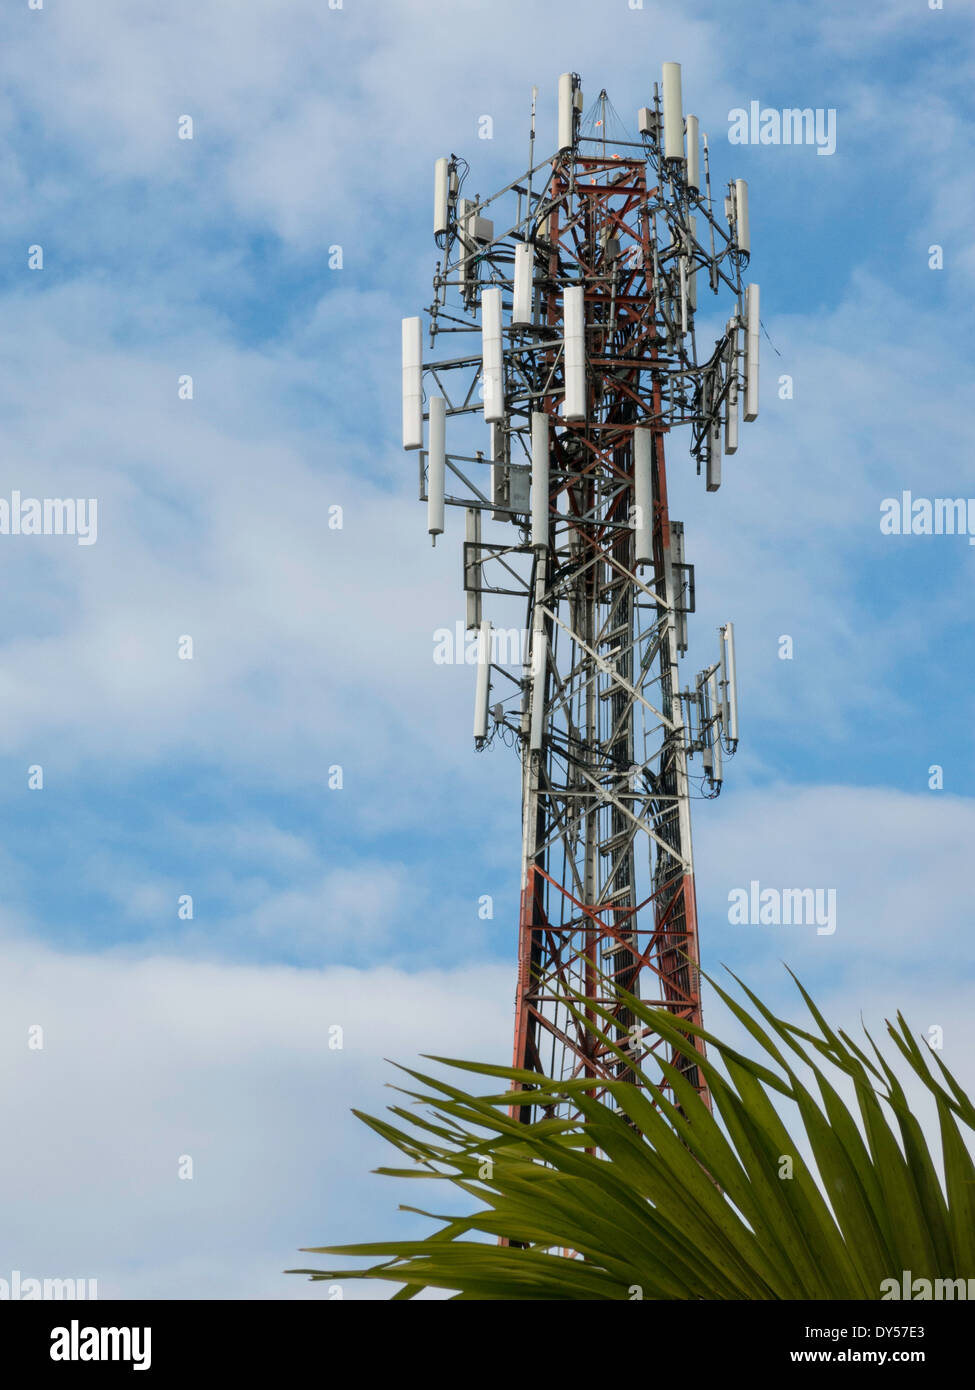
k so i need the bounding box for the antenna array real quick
[404,65,757,1118]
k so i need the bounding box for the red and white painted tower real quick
[403,68,756,1121]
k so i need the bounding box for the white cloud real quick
[0,934,512,1299]
[696,782,975,993]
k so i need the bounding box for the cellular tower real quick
[402,66,758,1121]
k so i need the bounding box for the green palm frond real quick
[288,970,975,1300]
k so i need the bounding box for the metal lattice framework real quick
[403,70,757,1123]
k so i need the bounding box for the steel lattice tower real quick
[403,68,757,1122]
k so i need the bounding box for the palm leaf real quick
[288,971,975,1300]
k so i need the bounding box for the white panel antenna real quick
[473,620,492,741]
[558,73,575,152]
[721,622,739,744]
[563,285,586,421]
[661,62,684,161]
[481,286,504,423]
[708,671,723,784]
[734,179,750,257]
[531,410,549,551]
[434,157,449,238]
[512,242,533,326]
[744,283,760,421]
[707,391,722,493]
[427,395,445,537]
[529,615,546,752]
[633,425,653,566]
[685,114,700,192]
[401,316,423,450]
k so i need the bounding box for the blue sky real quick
[0,0,973,1299]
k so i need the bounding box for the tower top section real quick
[408,64,759,498]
